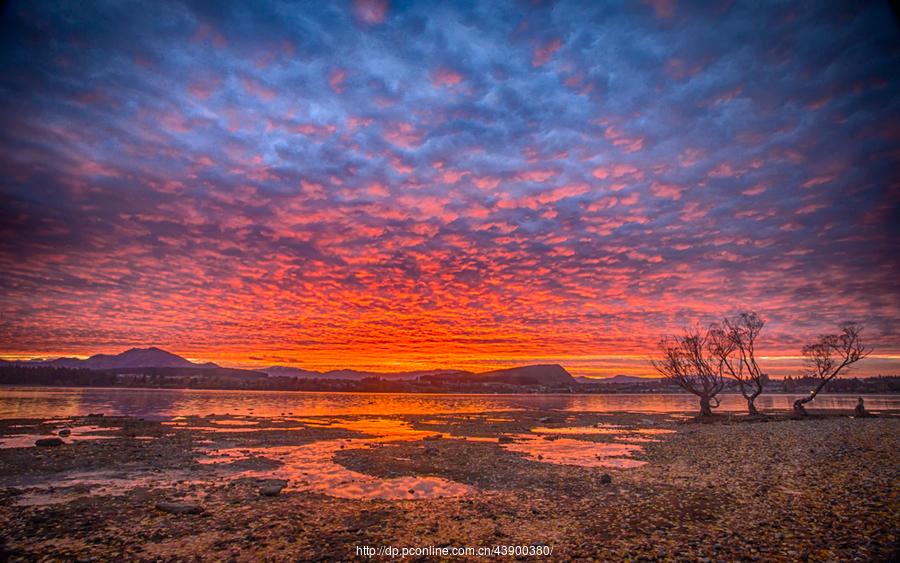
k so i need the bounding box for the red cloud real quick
[329,69,347,93]
[532,38,562,67]
[241,76,277,101]
[353,0,389,25]
[431,68,463,88]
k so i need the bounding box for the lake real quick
[1,387,897,419]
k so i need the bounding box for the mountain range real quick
[262,365,470,381]
[0,347,576,386]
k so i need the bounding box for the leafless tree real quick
[709,312,767,416]
[793,323,870,416]
[651,328,725,418]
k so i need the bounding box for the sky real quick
[0,0,898,377]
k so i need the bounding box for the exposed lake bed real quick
[0,404,897,561]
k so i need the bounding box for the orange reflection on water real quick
[501,435,647,468]
[200,417,470,500]
[0,424,120,449]
[531,425,621,435]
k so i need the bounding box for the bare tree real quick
[651,328,725,418]
[793,323,870,416]
[709,312,767,416]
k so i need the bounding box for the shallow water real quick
[199,417,473,500]
[1,387,896,419]
[0,424,120,449]
[501,435,647,468]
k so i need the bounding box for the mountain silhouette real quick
[4,347,218,370]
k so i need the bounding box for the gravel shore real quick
[0,410,897,561]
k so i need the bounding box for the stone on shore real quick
[259,480,288,497]
[155,501,203,514]
[35,437,64,447]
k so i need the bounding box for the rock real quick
[155,501,202,514]
[538,416,562,423]
[260,485,284,497]
[58,429,71,437]
[423,446,438,456]
[35,437,64,447]
[423,434,443,441]
[87,413,104,417]
[498,435,514,444]
[259,479,288,497]
[599,473,612,484]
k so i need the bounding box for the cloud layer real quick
[1,0,898,376]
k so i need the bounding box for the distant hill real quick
[420,364,575,386]
[262,364,575,385]
[476,364,575,385]
[263,366,473,381]
[576,374,662,384]
[262,366,324,379]
[1,347,219,370]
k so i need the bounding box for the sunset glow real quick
[1,1,898,377]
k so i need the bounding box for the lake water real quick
[1,387,897,419]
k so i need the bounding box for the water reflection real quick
[0,424,120,449]
[13,470,206,506]
[200,417,472,500]
[501,435,646,468]
[1,387,897,419]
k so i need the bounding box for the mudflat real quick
[0,410,897,561]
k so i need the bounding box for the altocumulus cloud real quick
[0,0,898,375]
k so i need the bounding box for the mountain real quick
[418,364,576,386]
[577,374,662,384]
[1,347,219,370]
[262,364,574,385]
[262,366,323,379]
[475,364,575,385]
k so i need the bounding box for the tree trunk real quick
[699,396,714,417]
[747,398,758,416]
[794,379,829,417]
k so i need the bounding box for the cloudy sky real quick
[1,0,898,376]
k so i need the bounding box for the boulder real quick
[58,429,71,437]
[259,479,288,497]
[599,473,612,484]
[155,501,202,514]
[35,437,64,447]
[498,435,515,444]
